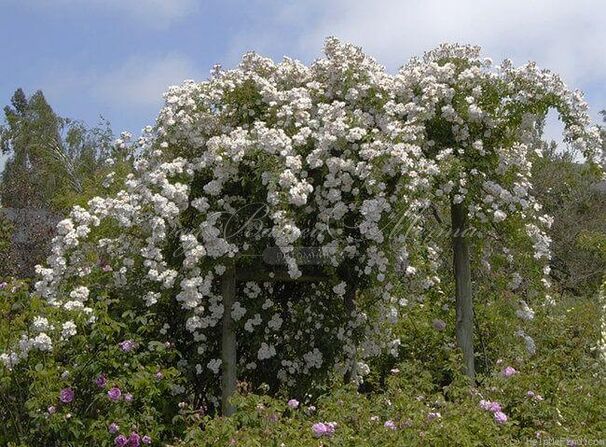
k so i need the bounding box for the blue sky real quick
[1,0,605,170]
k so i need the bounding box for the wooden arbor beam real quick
[220,263,237,416]
[451,202,475,380]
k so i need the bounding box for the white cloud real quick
[287,0,606,83]
[229,0,606,114]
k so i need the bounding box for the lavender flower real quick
[427,412,441,421]
[114,434,128,447]
[312,422,336,438]
[432,319,446,331]
[108,423,119,434]
[142,435,152,445]
[108,387,122,401]
[47,405,56,414]
[128,432,141,447]
[501,366,517,378]
[118,340,136,352]
[95,374,107,388]
[384,420,397,430]
[479,400,501,413]
[494,411,508,424]
[287,399,299,409]
[59,388,74,404]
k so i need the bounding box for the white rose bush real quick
[0,38,603,446]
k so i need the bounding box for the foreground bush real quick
[2,276,603,446]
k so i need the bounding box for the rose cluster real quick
[2,39,602,400]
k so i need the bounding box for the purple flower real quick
[118,340,136,353]
[501,366,517,378]
[487,402,502,413]
[108,387,122,401]
[384,420,397,430]
[311,422,336,438]
[108,423,119,434]
[267,413,279,423]
[124,393,133,402]
[494,411,508,424]
[479,400,501,413]
[432,319,446,331]
[128,432,141,447]
[287,399,299,409]
[114,434,128,447]
[59,388,74,404]
[0,282,7,290]
[427,412,441,421]
[526,390,536,398]
[95,374,107,388]
[142,435,152,445]
[47,405,56,414]
[155,371,164,380]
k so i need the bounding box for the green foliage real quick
[0,279,186,446]
[0,88,115,212]
[174,293,604,447]
[1,272,603,446]
[532,147,606,295]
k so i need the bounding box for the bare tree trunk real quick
[221,263,237,416]
[451,202,475,380]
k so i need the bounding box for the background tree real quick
[0,88,117,277]
[0,88,113,211]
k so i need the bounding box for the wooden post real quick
[343,286,357,383]
[220,260,330,414]
[221,263,237,416]
[451,201,475,380]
